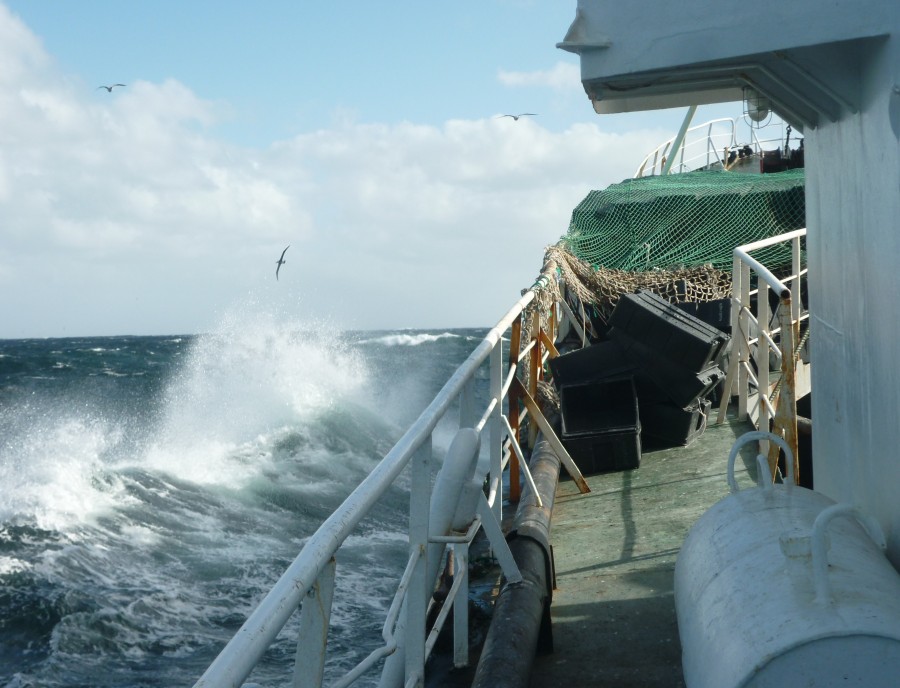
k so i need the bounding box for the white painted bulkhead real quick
[804,47,900,566]
[559,0,900,566]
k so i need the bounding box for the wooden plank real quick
[507,317,523,503]
[539,329,559,359]
[528,310,542,448]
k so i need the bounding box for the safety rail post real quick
[293,557,336,688]
[738,259,752,420]
[775,294,800,484]
[489,342,503,525]
[451,542,469,668]
[792,234,803,323]
[721,257,740,415]
[757,276,772,441]
[405,438,432,688]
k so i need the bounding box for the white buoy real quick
[675,431,900,687]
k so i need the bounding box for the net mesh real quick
[542,244,732,323]
[560,168,805,273]
[530,168,806,330]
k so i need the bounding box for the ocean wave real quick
[0,556,30,575]
[361,332,460,347]
[139,302,382,490]
[0,412,127,531]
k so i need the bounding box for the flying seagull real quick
[275,245,290,280]
[97,84,126,92]
[497,113,537,121]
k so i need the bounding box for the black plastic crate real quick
[549,340,667,404]
[609,290,730,372]
[641,398,711,449]
[676,298,732,334]
[560,377,641,474]
[562,429,642,474]
[609,328,725,408]
[549,340,634,389]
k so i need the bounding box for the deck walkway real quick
[528,413,758,687]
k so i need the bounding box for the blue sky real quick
[6,2,674,145]
[0,1,752,338]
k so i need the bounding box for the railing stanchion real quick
[792,234,802,323]
[758,280,772,448]
[452,543,469,668]
[738,260,752,420]
[489,343,503,524]
[293,557,336,688]
[717,255,742,424]
[778,298,800,483]
[405,438,432,688]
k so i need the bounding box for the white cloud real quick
[0,11,670,338]
[497,61,582,92]
[0,4,48,84]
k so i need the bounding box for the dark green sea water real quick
[0,316,487,687]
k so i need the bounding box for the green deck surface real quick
[528,413,758,687]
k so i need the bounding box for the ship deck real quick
[528,411,757,687]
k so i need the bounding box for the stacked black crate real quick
[607,290,729,449]
[547,290,730,473]
[558,376,641,474]
[549,341,642,474]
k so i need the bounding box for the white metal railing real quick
[193,280,559,688]
[716,228,808,482]
[634,117,789,178]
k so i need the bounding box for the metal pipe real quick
[733,247,791,297]
[489,342,504,526]
[662,105,698,175]
[737,227,806,253]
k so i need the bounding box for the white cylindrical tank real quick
[675,431,900,687]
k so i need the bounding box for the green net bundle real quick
[561,169,805,273]
[537,169,805,327]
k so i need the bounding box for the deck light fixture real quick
[743,86,772,125]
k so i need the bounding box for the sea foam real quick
[362,332,459,347]
[142,301,369,487]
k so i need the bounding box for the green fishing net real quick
[560,169,805,273]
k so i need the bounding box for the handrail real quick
[193,266,577,688]
[634,117,793,177]
[717,228,807,483]
[635,118,735,177]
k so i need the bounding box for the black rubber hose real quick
[470,434,561,688]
